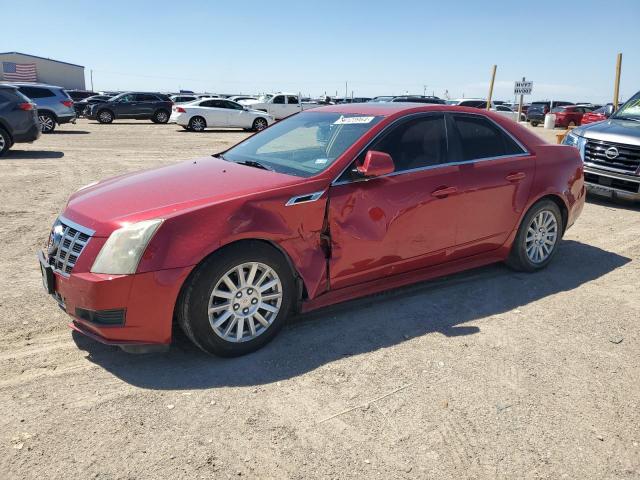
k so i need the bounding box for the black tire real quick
[252,117,268,132]
[177,242,296,357]
[530,121,539,127]
[506,199,563,272]
[152,109,170,124]
[0,128,10,156]
[97,109,114,124]
[188,116,206,132]
[38,112,56,133]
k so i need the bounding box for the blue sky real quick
[2,0,639,102]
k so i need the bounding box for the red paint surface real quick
[51,104,585,346]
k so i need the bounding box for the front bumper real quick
[39,250,193,347]
[584,166,640,201]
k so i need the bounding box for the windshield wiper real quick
[235,160,274,171]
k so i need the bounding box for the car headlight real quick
[91,219,163,275]
[562,132,586,159]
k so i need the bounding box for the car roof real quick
[6,82,63,89]
[307,103,476,116]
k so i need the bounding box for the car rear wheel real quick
[507,199,563,272]
[152,109,170,124]
[0,128,10,156]
[188,116,206,132]
[39,112,56,133]
[252,117,268,131]
[177,242,295,357]
[530,121,539,127]
[97,109,114,124]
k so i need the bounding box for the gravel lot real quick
[1,119,639,479]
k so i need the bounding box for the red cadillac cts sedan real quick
[39,104,585,356]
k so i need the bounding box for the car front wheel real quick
[39,112,56,133]
[507,199,563,272]
[97,110,114,124]
[178,242,295,356]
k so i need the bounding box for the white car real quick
[170,98,274,132]
[238,93,316,120]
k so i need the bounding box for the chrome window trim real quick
[58,215,95,236]
[330,111,530,186]
[285,190,325,206]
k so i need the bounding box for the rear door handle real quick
[505,172,526,182]
[431,186,457,198]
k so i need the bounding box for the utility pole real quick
[486,65,497,110]
[423,85,427,96]
[90,69,94,91]
[345,81,348,102]
[613,52,622,110]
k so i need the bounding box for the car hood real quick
[573,118,640,146]
[64,156,302,236]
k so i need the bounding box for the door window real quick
[450,114,524,161]
[273,95,285,104]
[287,96,299,104]
[223,100,244,110]
[368,114,448,172]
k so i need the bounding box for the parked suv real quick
[527,101,573,126]
[563,90,640,201]
[86,92,173,124]
[12,83,76,133]
[0,84,41,156]
[552,105,595,128]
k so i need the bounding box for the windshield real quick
[445,100,461,105]
[223,111,383,177]
[612,92,640,120]
[369,96,394,102]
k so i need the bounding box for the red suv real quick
[553,105,595,128]
[38,104,585,356]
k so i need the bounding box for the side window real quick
[210,100,227,108]
[137,94,157,102]
[199,100,215,107]
[451,114,524,161]
[369,114,448,172]
[118,94,134,102]
[18,87,54,99]
[287,96,299,104]
[273,95,285,104]
[224,101,243,110]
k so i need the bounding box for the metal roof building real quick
[0,52,85,90]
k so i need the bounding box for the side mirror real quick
[605,104,614,117]
[356,150,395,178]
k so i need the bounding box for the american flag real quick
[2,62,38,82]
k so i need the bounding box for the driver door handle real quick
[431,186,457,198]
[506,172,526,182]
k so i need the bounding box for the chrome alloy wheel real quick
[191,117,205,131]
[39,114,54,132]
[99,111,113,122]
[208,262,283,343]
[156,111,168,122]
[0,134,5,151]
[525,210,558,264]
[254,118,268,130]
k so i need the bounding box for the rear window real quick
[18,86,55,99]
[451,114,525,161]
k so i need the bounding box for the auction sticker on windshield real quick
[333,116,375,125]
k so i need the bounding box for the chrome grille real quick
[584,140,640,174]
[48,217,94,276]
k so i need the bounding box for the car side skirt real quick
[300,249,507,313]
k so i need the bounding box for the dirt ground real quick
[0,119,638,480]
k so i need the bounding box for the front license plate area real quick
[38,252,55,295]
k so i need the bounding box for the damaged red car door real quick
[327,113,461,290]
